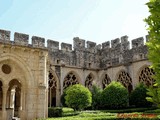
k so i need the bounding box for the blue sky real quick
[0,0,149,45]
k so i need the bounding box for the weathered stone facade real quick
[0,29,154,120]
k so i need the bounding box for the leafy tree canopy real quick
[145,0,160,107]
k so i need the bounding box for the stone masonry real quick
[0,29,153,120]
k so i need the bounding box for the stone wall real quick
[0,29,149,70]
[0,29,48,120]
[0,29,151,120]
[100,35,148,68]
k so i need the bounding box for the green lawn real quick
[41,107,160,120]
[48,111,116,120]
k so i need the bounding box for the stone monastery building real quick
[0,29,154,120]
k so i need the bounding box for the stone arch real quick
[0,80,2,109]
[85,73,94,89]
[0,53,35,119]
[63,71,80,89]
[102,73,111,89]
[7,79,22,117]
[48,68,61,107]
[138,66,154,86]
[0,53,34,87]
[117,70,133,93]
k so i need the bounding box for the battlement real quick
[0,29,46,49]
[102,35,130,50]
[0,29,149,69]
[0,29,148,52]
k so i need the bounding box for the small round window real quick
[2,64,11,74]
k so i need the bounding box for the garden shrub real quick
[101,81,129,109]
[48,107,62,117]
[129,83,152,107]
[90,84,102,110]
[60,89,68,107]
[65,84,92,111]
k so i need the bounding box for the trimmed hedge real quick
[60,89,68,107]
[90,85,102,110]
[129,83,152,107]
[48,107,62,117]
[144,109,160,114]
[65,84,92,111]
[101,81,129,109]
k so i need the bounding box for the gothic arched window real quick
[48,72,57,107]
[102,74,111,89]
[117,71,133,93]
[63,72,79,89]
[139,67,154,86]
[85,74,94,89]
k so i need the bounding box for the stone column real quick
[37,86,47,118]
[19,91,22,111]
[56,88,61,106]
[48,88,51,107]
[10,87,16,117]
[10,87,16,109]
[2,86,8,120]
[19,88,26,120]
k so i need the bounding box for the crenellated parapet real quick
[14,32,29,46]
[132,37,144,48]
[0,29,149,69]
[100,35,148,68]
[61,42,72,51]
[47,39,59,51]
[32,36,45,48]
[0,29,10,42]
[0,29,46,49]
[73,37,85,50]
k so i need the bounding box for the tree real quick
[90,84,102,110]
[65,84,92,111]
[60,89,68,107]
[129,83,152,107]
[145,0,160,107]
[101,81,129,109]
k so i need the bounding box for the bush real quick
[90,85,102,110]
[60,89,68,107]
[48,107,62,117]
[129,83,152,107]
[101,81,129,109]
[65,84,92,111]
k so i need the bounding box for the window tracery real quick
[63,72,79,89]
[85,74,93,89]
[117,71,133,92]
[102,74,111,89]
[48,72,57,107]
[139,67,154,86]
[48,72,57,88]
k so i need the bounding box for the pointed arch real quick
[63,71,79,89]
[48,68,60,107]
[85,73,94,89]
[138,66,155,86]
[7,79,22,117]
[0,53,34,87]
[117,70,133,93]
[102,74,111,89]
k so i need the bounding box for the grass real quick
[38,107,160,120]
[47,111,116,120]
